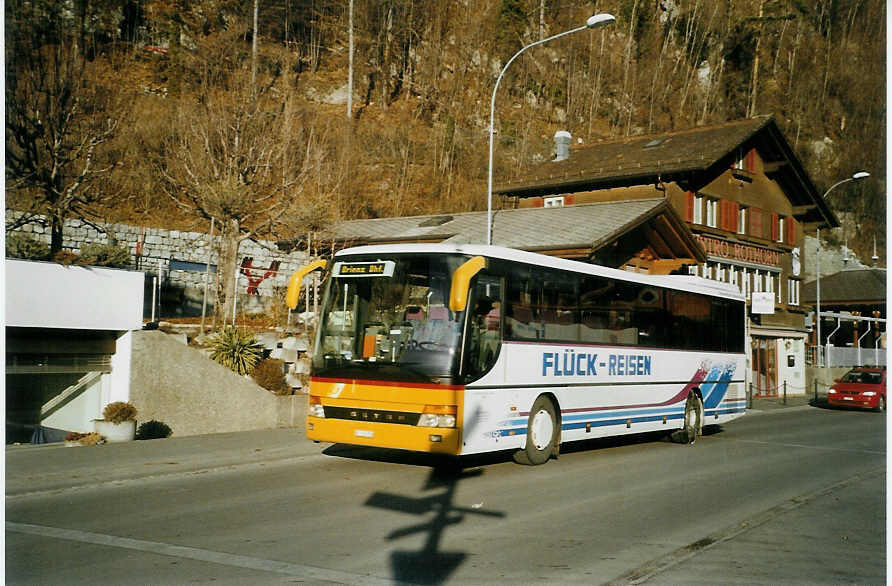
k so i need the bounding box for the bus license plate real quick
[355,430,374,438]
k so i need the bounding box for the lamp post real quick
[816,171,869,366]
[486,13,616,245]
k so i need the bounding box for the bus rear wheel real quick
[672,393,703,444]
[514,396,558,465]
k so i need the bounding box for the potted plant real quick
[94,401,138,442]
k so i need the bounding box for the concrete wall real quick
[6,260,144,330]
[129,331,302,437]
[806,366,852,397]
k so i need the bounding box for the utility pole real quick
[251,0,259,91]
[347,0,354,119]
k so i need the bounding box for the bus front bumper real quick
[307,417,461,455]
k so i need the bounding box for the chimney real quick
[554,130,571,161]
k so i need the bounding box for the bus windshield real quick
[313,253,469,383]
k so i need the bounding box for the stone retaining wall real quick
[9,213,315,316]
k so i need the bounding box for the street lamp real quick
[816,171,869,366]
[486,13,616,245]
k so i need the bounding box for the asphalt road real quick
[6,403,886,585]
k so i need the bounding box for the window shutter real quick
[771,213,779,242]
[729,202,740,232]
[685,192,694,222]
[749,208,761,237]
[746,149,756,172]
[785,217,796,244]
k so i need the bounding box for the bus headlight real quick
[863,391,876,396]
[417,406,457,428]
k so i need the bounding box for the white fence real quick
[815,311,886,368]
[820,345,886,368]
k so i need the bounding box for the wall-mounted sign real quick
[695,235,781,267]
[751,291,776,314]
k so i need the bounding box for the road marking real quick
[734,438,885,456]
[603,466,886,585]
[7,521,408,586]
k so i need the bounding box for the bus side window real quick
[580,276,611,344]
[505,265,537,340]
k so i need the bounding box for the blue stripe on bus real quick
[499,406,745,437]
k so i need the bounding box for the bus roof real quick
[333,243,745,301]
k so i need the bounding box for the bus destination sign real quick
[334,260,395,278]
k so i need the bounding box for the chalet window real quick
[787,279,800,306]
[705,198,719,228]
[693,194,704,224]
[776,215,786,243]
[738,206,748,234]
[544,196,565,208]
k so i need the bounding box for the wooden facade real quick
[496,116,838,396]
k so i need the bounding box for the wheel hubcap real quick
[530,409,554,450]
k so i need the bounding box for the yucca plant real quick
[208,327,263,375]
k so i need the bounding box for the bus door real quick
[462,274,503,380]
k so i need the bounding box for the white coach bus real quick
[288,244,746,465]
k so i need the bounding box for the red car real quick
[827,368,886,411]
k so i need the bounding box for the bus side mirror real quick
[449,256,486,312]
[286,259,328,309]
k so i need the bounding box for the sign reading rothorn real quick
[695,235,780,267]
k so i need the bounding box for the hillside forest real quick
[5,0,886,317]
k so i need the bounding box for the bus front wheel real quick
[672,393,703,444]
[514,396,558,465]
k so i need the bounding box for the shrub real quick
[79,242,131,268]
[253,358,291,395]
[136,420,172,440]
[5,233,50,260]
[102,401,138,424]
[208,327,263,375]
[66,432,103,445]
[52,250,81,265]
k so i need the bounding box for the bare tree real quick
[160,67,318,322]
[5,1,127,253]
